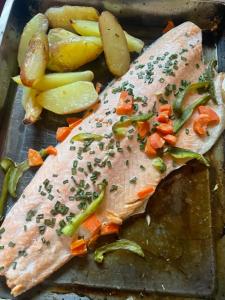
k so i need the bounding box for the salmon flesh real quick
[0,22,224,296]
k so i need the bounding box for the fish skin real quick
[0,21,224,296]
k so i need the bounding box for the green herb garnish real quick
[94,239,145,263]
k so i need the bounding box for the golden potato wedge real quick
[22,86,42,124]
[48,28,79,46]
[71,20,99,37]
[20,32,49,87]
[18,13,48,67]
[36,81,98,114]
[13,70,94,91]
[71,20,144,53]
[45,6,99,30]
[99,11,130,77]
[47,36,102,72]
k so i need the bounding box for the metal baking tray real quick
[0,0,225,299]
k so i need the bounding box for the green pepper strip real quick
[8,149,47,198]
[62,184,106,237]
[94,239,145,263]
[71,133,103,142]
[0,158,15,220]
[166,146,209,167]
[112,113,154,137]
[0,168,12,221]
[173,94,211,134]
[201,60,218,104]
[173,81,210,115]
[152,157,167,173]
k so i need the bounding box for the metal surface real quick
[0,0,225,299]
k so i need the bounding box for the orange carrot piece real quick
[45,145,57,156]
[56,127,71,142]
[95,82,103,93]
[116,91,134,115]
[163,134,177,146]
[156,112,169,123]
[145,139,157,157]
[101,223,120,236]
[157,123,173,135]
[193,114,210,136]
[70,239,87,256]
[149,133,165,149]
[69,118,83,129]
[163,20,175,33]
[82,214,101,235]
[66,117,78,125]
[28,149,44,167]
[137,121,150,138]
[159,104,172,116]
[137,185,155,199]
[198,106,220,125]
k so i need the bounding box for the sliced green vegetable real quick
[0,158,15,172]
[166,146,209,167]
[8,161,29,197]
[173,94,211,133]
[113,113,153,137]
[62,184,106,237]
[199,60,218,104]
[152,157,167,173]
[71,133,103,142]
[0,167,12,221]
[173,81,210,115]
[94,239,145,263]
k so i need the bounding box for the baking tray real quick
[0,0,225,299]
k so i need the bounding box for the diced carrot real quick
[66,117,78,125]
[101,223,120,236]
[137,121,150,138]
[163,134,177,145]
[156,112,169,123]
[163,20,175,33]
[145,139,157,157]
[82,214,101,235]
[70,239,87,256]
[116,91,134,115]
[159,104,172,116]
[157,123,173,135]
[28,148,44,167]
[56,127,71,142]
[137,185,155,199]
[95,82,103,93]
[69,118,83,129]
[193,114,210,136]
[45,145,57,156]
[149,133,165,149]
[198,106,220,125]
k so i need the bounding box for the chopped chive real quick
[129,176,137,184]
[39,225,46,235]
[8,241,15,248]
[110,185,118,192]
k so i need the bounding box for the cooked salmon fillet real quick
[0,21,224,296]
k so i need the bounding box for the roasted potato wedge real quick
[45,6,99,30]
[99,11,130,77]
[36,81,98,114]
[71,20,144,53]
[13,71,94,91]
[18,13,48,67]
[48,28,79,46]
[22,86,42,124]
[47,36,102,72]
[20,32,49,87]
